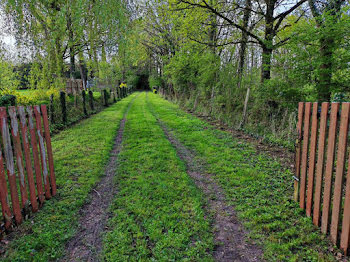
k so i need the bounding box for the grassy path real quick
[62,94,139,261]
[0,91,340,261]
[145,93,336,261]
[102,92,213,261]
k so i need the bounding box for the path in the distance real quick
[62,95,137,262]
[146,93,263,262]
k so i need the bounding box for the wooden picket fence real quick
[0,105,56,233]
[295,102,350,254]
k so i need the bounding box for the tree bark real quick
[67,12,75,78]
[261,47,273,81]
[261,0,275,82]
[308,0,344,101]
[317,36,334,101]
[237,0,252,89]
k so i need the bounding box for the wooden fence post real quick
[299,102,311,209]
[330,103,350,243]
[294,102,304,201]
[74,82,78,107]
[50,94,55,124]
[0,140,12,228]
[89,90,94,111]
[341,147,350,254]
[313,102,329,226]
[82,91,88,116]
[60,91,67,124]
[321,103,339,234]
[18,106,39,213]
[0,108,22,225]
[306,102,318,217]
[41,105,57,196]
[27,106,45,205]
[34,106,51,200]
[103,89,108,107]
[8,107,29,209]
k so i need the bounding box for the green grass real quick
[16,89,34,96]
[102,92,213,261]
[146,93,336,262]
[2,93,138,261]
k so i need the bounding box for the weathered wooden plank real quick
[18,106,38,212]
[300,102,311,209]
[321,102,339,234]
[340,153,350,254]
[294,102,304,201]
[8,107,28,209]
[41,105,56,196]
[27,106,45,205]
[330,103,350,243]
[0,107,22,225]
[0,141,12,228]
[313,102,329,226]
[33,106,51,200]
[306,102,318,217]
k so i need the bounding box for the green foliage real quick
[0,60,19,95]
[0,94,16,106]
[148,74,163,89]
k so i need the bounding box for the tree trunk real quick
[78,53,87,90]
[239,86,251,128]
[261,47,273,81]
[237,0,252,89]
[67,13,75,78]
[317,36,334,101]
[261,0,275,83]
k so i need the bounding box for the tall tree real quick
[308,0,346,101]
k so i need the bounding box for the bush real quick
[0,94,16,107]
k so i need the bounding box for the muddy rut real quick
[147,97,263,262]
[61,97,136,262]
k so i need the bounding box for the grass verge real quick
[1,93,137,262]
[147,92,337,262]
[102,92,213,261]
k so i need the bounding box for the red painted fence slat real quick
[34,106,51,200]
[0,142,12,229]
[27,106,45,205]
[321,103,339,234]
[313,102,329,226]
[306,102,318,217]
[295,101,350,254]
[294,102,304,201]
[0,104,56,235]
[300,102,311,209]
[41,105,56,196]
[340,152,350,254]
[18,106,38,213]
[0,108,22,225]
[330,103,350,243]
[8,107,28,208]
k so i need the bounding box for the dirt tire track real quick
[146,95,263,262]
[62,95,138,262]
